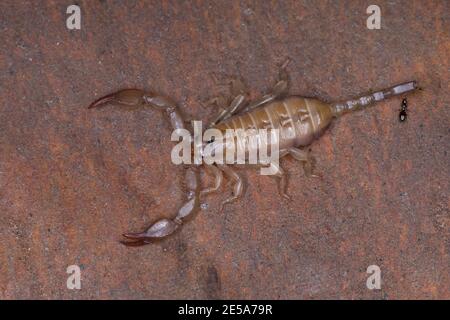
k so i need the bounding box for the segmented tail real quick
[331,81,417,117]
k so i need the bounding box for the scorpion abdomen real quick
[212,96,334,152]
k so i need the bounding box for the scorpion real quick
[89,60,417,246]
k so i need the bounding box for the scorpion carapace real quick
[89,61,417,246]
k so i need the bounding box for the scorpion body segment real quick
[89,61,417,246]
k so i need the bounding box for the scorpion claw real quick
[120,239,150,247]
[88,89,145,109]
[121,218,180,244]
[88,93,117,109]
[122,231,150,240]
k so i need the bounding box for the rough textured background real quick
[0,0,448,299]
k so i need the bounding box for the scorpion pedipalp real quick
[90,89,202,246]
[121,167,200,246]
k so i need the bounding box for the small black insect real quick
[399,98,408,122]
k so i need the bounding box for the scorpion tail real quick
[331,81,417,117]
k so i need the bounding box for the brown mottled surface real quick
[0,0,448,299]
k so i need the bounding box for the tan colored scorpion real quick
[89,60,417,246]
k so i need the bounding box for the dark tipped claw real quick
[122,231,151,240]
[88,93,117,109]
[120,218,180,246]
[120,239,151,247]
[88,89,146,109]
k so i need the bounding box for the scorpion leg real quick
[210,79,247,126]
[89,89,186,130]
[200,164,223,196]
[241,59,291,113]
[289,147,319,178]
[267,161,291,200]
[210,94,246,126]
[217,164,244,210]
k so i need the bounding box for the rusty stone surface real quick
[0,0,448,299]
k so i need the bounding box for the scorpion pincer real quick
[89,60,417,246]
